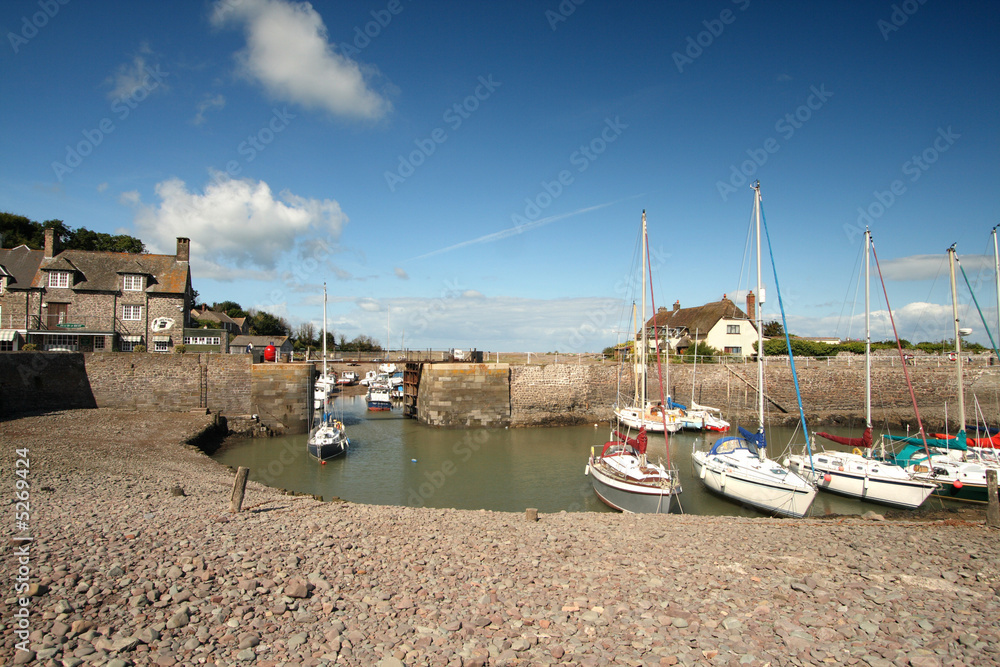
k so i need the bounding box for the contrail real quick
[409,199,631,261]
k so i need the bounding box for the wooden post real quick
[988,469,999,528]
[525,508,538,522]
[230,466,250,513]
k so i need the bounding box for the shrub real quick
[133,344,147,353]
[21,343,38,351]
[174,344,187,354]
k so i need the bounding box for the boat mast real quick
[641,210,647,412]
[691,327,698,405]
[753,183,764,435]
[948,245,966,433]
[865,230,872,429]
[322,282,328,379]
[993,226,1000,355]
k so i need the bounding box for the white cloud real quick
[96,182,108,193]
[193,93,226,125]
[105,52,166,103]
[394,267,408,280]
[878,253,993,281]
[211,0,391,120]
[124,174,347,280]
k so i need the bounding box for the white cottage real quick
[645,293,759,358]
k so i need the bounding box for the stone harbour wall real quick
[510,363,621,426]
[251,363,314,434]
[417,363,511,427]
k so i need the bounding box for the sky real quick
[1,0,998,353]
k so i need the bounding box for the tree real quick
[0,211,145,253]
[249,310,289,337]
[762,320,784,338]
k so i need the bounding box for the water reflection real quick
[212,396,960,516]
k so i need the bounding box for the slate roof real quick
[191,309,240,328]
[231,335,291,348]
[0,245,44,288]
[645,297,754,334]
[32,249,190,294]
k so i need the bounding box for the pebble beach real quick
[2,409,999,667]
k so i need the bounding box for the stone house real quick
[0,244,44,350]
[0,229,194,352]
[189,305,247,336]
[644,294,759,358]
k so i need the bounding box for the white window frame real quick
[154,340,169,352]
[122,304,142,321]
[123,274,144,291]
[727,324,740,335]
[48,271,70,288]
[725,346,742,355]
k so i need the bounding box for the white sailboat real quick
[691,182,816,518]
[786,230,937,509]
[587,211,682,513]
[307,284,349,460]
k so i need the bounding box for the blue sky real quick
[2,0,998,352]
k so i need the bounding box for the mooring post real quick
[230,466,250,513]
[988,469,999,528]
[525,508,538,522]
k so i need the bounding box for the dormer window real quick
[123,274,144,291]
[48,271,71,288]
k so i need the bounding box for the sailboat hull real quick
[587,456,680,514]
[786,453,936,509]
[692,450,816,518]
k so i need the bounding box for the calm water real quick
[212,396,953,517]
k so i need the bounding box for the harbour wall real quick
[0,352,313,434]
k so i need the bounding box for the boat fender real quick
[585,464,590,476]
[720,469,727,488]
[838,466,844,472]
[699,465,706,480]
[823,473,832,483]
[852,447,863,456]
[953,480,963,489]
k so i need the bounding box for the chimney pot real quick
[44,228,54,258]
[176,237,190,262]
[673,300,680,312]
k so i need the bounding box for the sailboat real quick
[884,244,990,502]
[586,211,682,513]
[307,283,349,460]
[785,230,937,508]
[691,182,817,518]
[673,331,730,432]
[613,230,681,434]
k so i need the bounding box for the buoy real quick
[953,480,963,489]
[823,473,832,483]
[321,461,326,465]
[411,459,417,463]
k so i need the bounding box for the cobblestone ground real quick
[2,409,999,666]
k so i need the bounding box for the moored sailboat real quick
[307,284,349,460]
[691,182,816,518]
[587,211,682,513]
[786,230,937,509]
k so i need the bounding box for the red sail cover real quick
[613,427,648,455]
[817,427,872,449]
[932,432,1000,448]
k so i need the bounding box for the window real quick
[48,271,70,288]
[94,336,105,350]
[154,340,169,352]
[0,340,12,352]
[45,334,78,351]
[184,336,221,345]
[123,274,144,291]
[120,338,143,352]
[724,346,742,355]
[122,305,142,321]
[727,324,740,335]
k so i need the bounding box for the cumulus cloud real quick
[193,93,226,125]
[124,174,347,280]
[878,253,992,281]
[105,46,166,103]
[211,0,391,120]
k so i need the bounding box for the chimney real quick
[44,228,54,258]
[673,300,680,312]
[176,237,190,262]
[746,290,756,322]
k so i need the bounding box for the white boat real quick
[366,383,392,411]
[313,372,338,410]
[308,284,349,460]
[359,370,378,386]
[615,403,681,433]
[786,230,936,509]
[691,182,816,518]
[337,371,359,386]
[586,211,682,513]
